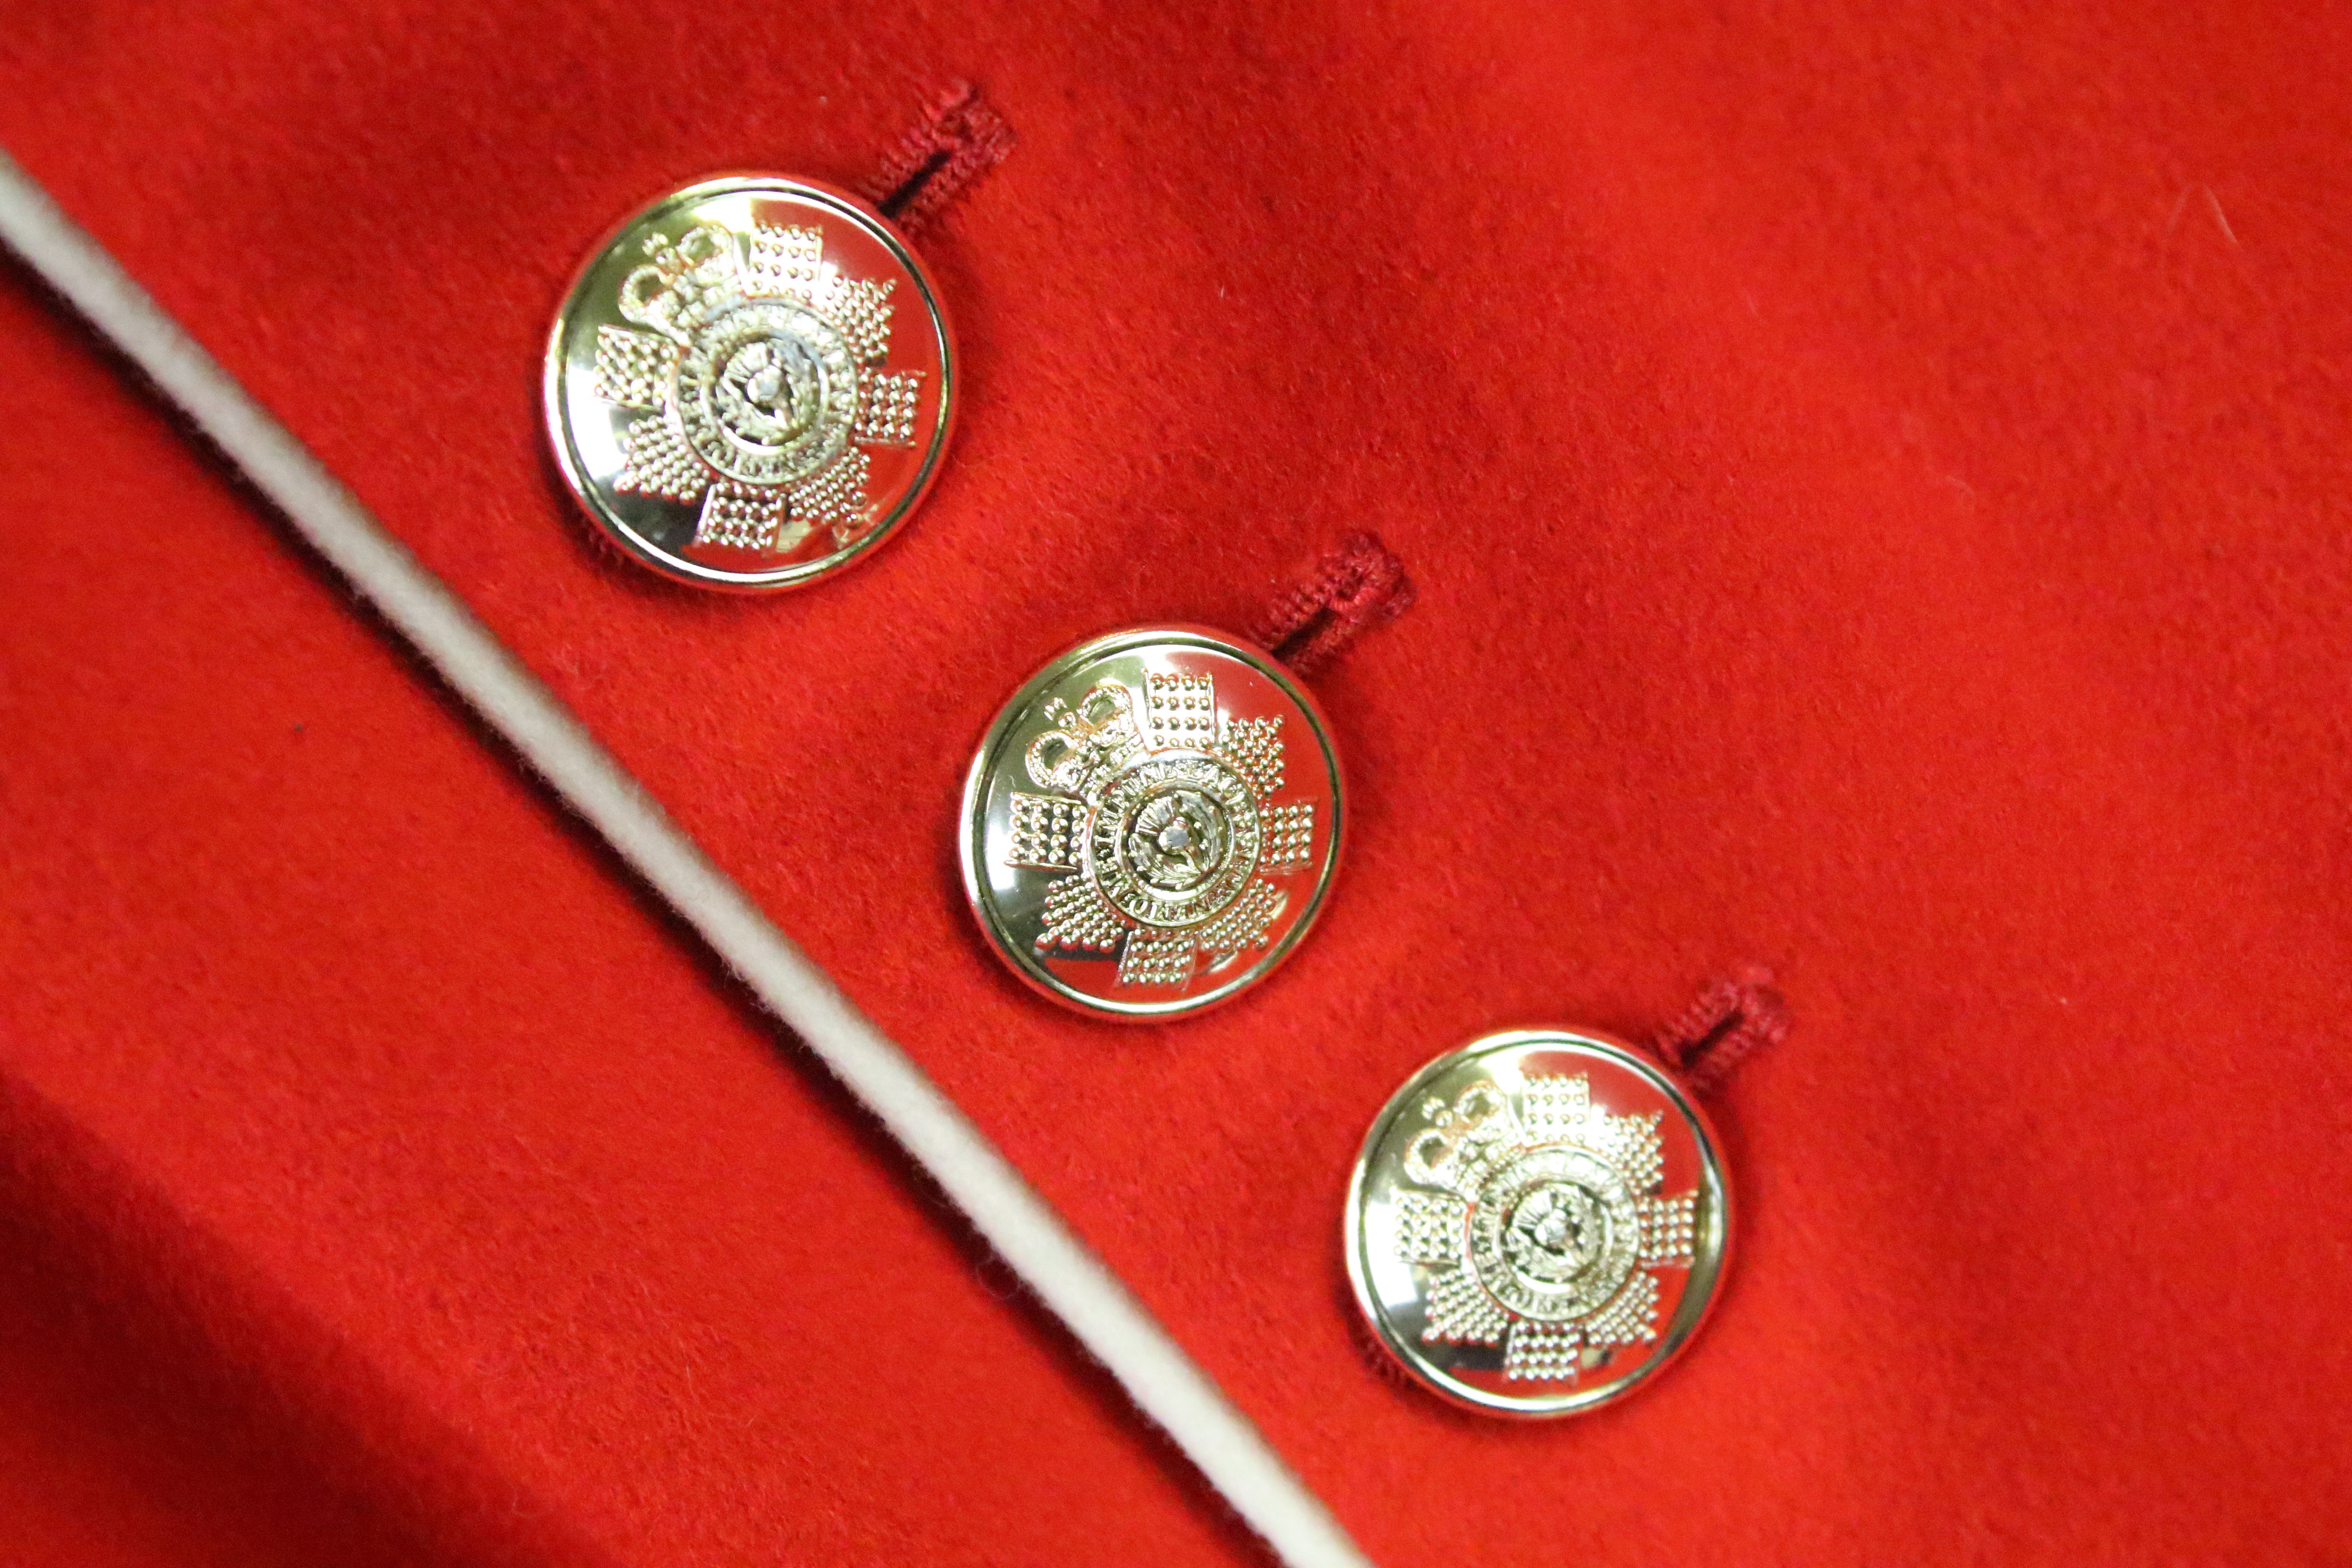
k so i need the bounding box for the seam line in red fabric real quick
[862,82,1016,238]
[0,145,1367,1568]
[1254,532,1416,676]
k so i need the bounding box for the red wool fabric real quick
[2,2,2349,1564]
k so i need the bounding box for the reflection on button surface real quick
[1346,1029,1731,1416]
[544,176,953,591]
[959,627,1345,1020]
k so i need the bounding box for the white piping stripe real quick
[0,148,1372,1568]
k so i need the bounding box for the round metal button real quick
[959,627,1345,1019]
[1345,1029,1731,1416]
[543,176,953,591]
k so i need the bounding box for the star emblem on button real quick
[544,176,953,590]
[960,628,1345,1019]
[1346,1029,1732,1416]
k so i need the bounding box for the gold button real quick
[1345,1029,1731,1415]
[543,176,953,590]
[960,627,1345,1019]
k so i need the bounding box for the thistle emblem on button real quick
[1346,1029,1731,1416]
[960,628,1344,1019]
[544,176,953,590]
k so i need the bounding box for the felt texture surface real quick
[2,1,2350,1563]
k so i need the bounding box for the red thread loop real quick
[862,82,1016,239]
[1653,965,1788,1095]
[1255,533,1415,677]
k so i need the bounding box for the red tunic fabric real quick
[3,2,2348,1562]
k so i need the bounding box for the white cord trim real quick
[0,148,1371,1568]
